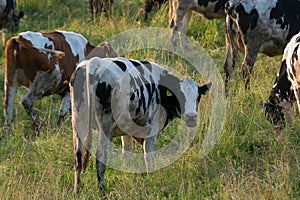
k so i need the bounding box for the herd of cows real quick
[1,0,300,196]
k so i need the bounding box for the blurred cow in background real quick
[169,0,228,48]
[144,0,167,19]
[89,0,167,19]
[0,0,24,45]
[89,0,113,18]
[0,0,23,30]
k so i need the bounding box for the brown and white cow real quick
[261,32,300,129]
[4,30,118,133]
[169,0,228,48]
[224,0,300,93]
[70,57,211,194]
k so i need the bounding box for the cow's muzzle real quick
[183,112,197,127]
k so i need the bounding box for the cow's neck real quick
[158,86,181,127]
[270,60,294,103]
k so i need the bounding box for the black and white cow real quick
[169,0,228,48]
[261,32,300,128]
[224,0,300,93]
[70,57,211,193]
[0,0,23,30]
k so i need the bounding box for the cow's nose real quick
[183,112,197,127]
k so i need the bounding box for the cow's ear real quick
[198,82,212,95]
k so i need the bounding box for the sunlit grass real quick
[0,0,299,199]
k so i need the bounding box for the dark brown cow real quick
[4,30,118,133]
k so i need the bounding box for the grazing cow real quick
[224,0,300,93]
[89,0,113,18]
[261,32,300,128]
[0,0,24,30]
[70,57,211,193]
[4,30,118,133]
[169,0,228,48]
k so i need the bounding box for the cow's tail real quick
[82,60,98,172]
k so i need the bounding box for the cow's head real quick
[177,78,211,127]
[261,96,285,128]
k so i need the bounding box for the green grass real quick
[0,0,299,199]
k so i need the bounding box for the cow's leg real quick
[96,129,113,195]
[241,45,259,90]
[57,92,71,126]
[121,135,134,162]
[73,134,84,193]
[170,1,190,48]
[4,38,19,134]
[143,134,158,172]
[223,16,238,95]
[4,68,18,134]
[179,9,192,48]
[22,69,61,128]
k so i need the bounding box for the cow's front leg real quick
[21,91,40,127]
[96,130,113,196]
[57,91,71,126]
[143,134,158,172]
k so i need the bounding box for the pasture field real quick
[0,0,299,199]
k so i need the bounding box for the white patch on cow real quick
[58,30,88,65]
[180,78,198,116]
[20,31,55,60]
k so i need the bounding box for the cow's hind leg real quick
[4,38,19,134]
[96,129,113,195]
[73,135,84,193]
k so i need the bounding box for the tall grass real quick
[0,0,299,199]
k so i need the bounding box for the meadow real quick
[0,0,299,199]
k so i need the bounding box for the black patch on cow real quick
[96,82,112,112]
[270,0,300,40]
[129,59,145,75]
[130,93,135,101]
[198,0,217,7]
[235,4,259,35]
[214,0,228,13]
[272,60,293,101]
[158,85,181,127]
[140,61,152,72]
[292,44,300,65]
[113,60,127,72]
[296,36,300,43]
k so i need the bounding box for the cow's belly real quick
[259,39,285,57]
